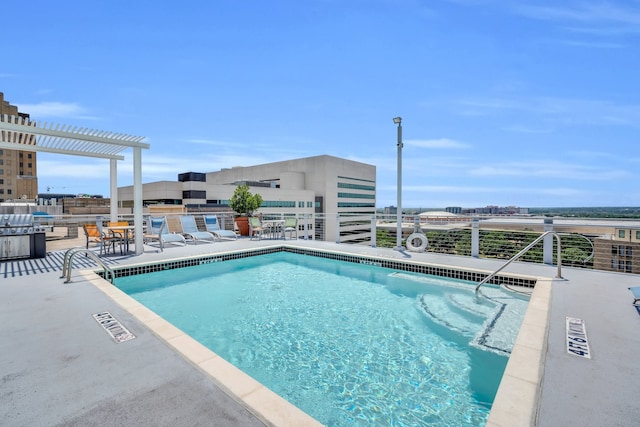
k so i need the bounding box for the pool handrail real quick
[476,231,563,294]
[61,247,115,284]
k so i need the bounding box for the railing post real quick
[371,215,377,247]
[471,217,480,258]
[335,214,340,244]
[303,214,308,240]
[544,218,554,265]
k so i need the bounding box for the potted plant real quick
[228,183,263,236]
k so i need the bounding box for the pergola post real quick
[133,146,144,255]
[110,159,118,222]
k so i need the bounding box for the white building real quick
[118,155,376,242]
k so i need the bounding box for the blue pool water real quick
[115,252,529,426]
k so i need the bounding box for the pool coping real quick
[83,244,552,426]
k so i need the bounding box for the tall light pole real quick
[393,116,403,250]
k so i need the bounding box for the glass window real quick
[636,231,640,240]
[619,230,626,238]
[337,202,375,208]
[337,192,375,199]
[337,182,376,191]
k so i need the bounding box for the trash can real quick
[31,232,46,258]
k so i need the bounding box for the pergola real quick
[0,114,150,255]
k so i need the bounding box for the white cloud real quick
[469,160,631,180]
[183,138,242,148]
[456,96,640,128]
[517,2,640,26]
[17,101,98,120]
[404,138,470,149]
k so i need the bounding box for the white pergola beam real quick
[0,114,148,256]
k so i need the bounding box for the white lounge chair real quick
[629,286,640,306]
[144,216,186,251]
[179,215,215,244]
[203,215,237,240]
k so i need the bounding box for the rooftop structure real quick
[118,155,376,243]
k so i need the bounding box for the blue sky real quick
[2,0,639,208]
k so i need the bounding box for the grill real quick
[0,214,47,260]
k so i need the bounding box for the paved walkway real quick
[1,234,639,426]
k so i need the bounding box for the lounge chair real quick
[179,215,215,244]
[629,287,640,306]
[248,216,265,240]
[203,215,237,240]
[284,216,298,239]
[144,216,186,251]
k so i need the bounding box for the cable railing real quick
[10,209,638,275]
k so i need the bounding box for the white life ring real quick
[406,233,428,252]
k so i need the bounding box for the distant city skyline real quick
[3,1,639,208]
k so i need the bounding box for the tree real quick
[228,184,263,216]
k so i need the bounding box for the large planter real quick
[235,216,250,236]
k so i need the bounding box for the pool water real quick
[115,252,529,426]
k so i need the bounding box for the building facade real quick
[0,92,38,202]
[594,227,640,274]
[118,155,376,242]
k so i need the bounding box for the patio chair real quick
[284,217,298,239]
[83,223,119,255]
[203,215,237,240]
[248,216,265,240]
[144,216,186,251]
[107,221,134,254]
[179,215,215,244]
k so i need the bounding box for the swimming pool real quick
[115,251,529,426]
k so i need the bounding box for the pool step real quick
[418,293,483,337]
[417,288,528,355]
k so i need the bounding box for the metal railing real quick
[25,210,640,275]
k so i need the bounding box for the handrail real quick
[475,231,563,294]
[61,247,115,284]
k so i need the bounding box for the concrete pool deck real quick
[2,235,639,426]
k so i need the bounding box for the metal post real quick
[371,215,377,247]
[394,117,403,250]
[543,218,554,265]
[471,217,479,258]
